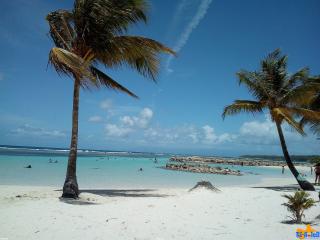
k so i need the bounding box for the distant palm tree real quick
[222,49,320,191]
[46,0,175,198]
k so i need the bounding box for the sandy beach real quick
[1,178,319,240]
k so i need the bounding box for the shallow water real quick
[0,154,314,189]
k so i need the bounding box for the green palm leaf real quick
[222,100,264,119]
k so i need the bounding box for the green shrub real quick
[282,191,316,223]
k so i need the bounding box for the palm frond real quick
[46,10,74,50]
[271,108,305,135]
[48,47,91,78]
[237,70,269,99]
[285,67,309,88]
[89,67,138,98]
[280,86,317,106]
[288,107,320,122]
[222,100,264,119]
[73,0,149,51]
[96,36,175,80]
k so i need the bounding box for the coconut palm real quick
[282,191,316,223]
[222,49,320,191]
[46,0,175,198]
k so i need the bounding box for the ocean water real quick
[0,146,314,189]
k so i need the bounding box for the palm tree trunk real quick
[275,121,315,191]
[62,78,80,198]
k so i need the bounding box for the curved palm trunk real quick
[62,78,80,198]
[275,121,315,191]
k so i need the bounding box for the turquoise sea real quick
[0,146,314,189]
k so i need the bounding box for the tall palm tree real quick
[46,0,174,198]
[222,49,320,191]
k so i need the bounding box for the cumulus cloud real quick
[105,124,132,137]
[120,108,153,129]
[166,0,213,72]
[238,116,303,145]
[105,108,154,138]
[143,124,233,147]
[10,124,66,138]
[202,125,216,143]
[88,116,103,123]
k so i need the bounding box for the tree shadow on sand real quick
[281,219,314,225]
[56,188,171,201]
[252,185,301,192]
[80,189,170,198]
[59,197,100,205]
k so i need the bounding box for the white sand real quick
[0,182,319,240]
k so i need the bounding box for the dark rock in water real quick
[164,163,242,175]
[25,165,32,169]
[189,181,221,192]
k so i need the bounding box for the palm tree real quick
[46,0,174,198]
[282,191,316,223]
[222,49,320,191]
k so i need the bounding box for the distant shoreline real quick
[170,156,313,167]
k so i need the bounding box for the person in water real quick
[281,165,285,174]
[314,164,320,185]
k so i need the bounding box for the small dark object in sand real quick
[25,165,32,169]
[189,181,221,192]
[16,195,22,198]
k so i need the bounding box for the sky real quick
[0,0,320,156]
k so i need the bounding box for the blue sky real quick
[0,0,320,156]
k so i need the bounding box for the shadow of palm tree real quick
[80,189,170,198]
[252,185,301,192]
[59,197,100,205]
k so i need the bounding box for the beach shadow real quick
[252,185,301,192]
[281,219,313,225]
[59,197,100,205]
[80,189,170,198]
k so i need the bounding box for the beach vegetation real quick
[46,0,174,198]
[282,191,316,224]
[223,49,320,191]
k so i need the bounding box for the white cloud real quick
[120,116,135,127]
[166,0,213,72]
[88,116,103,123]
[105,108,154,139]
[140,108,153,119]
[143,124,233,147]
[120,108,153,129]
[105,124,132,137]
[100,99,113,110]
[240,119,275,138]
[10,124,66,138]
[202,125,216,143]
[238,116,303,145]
